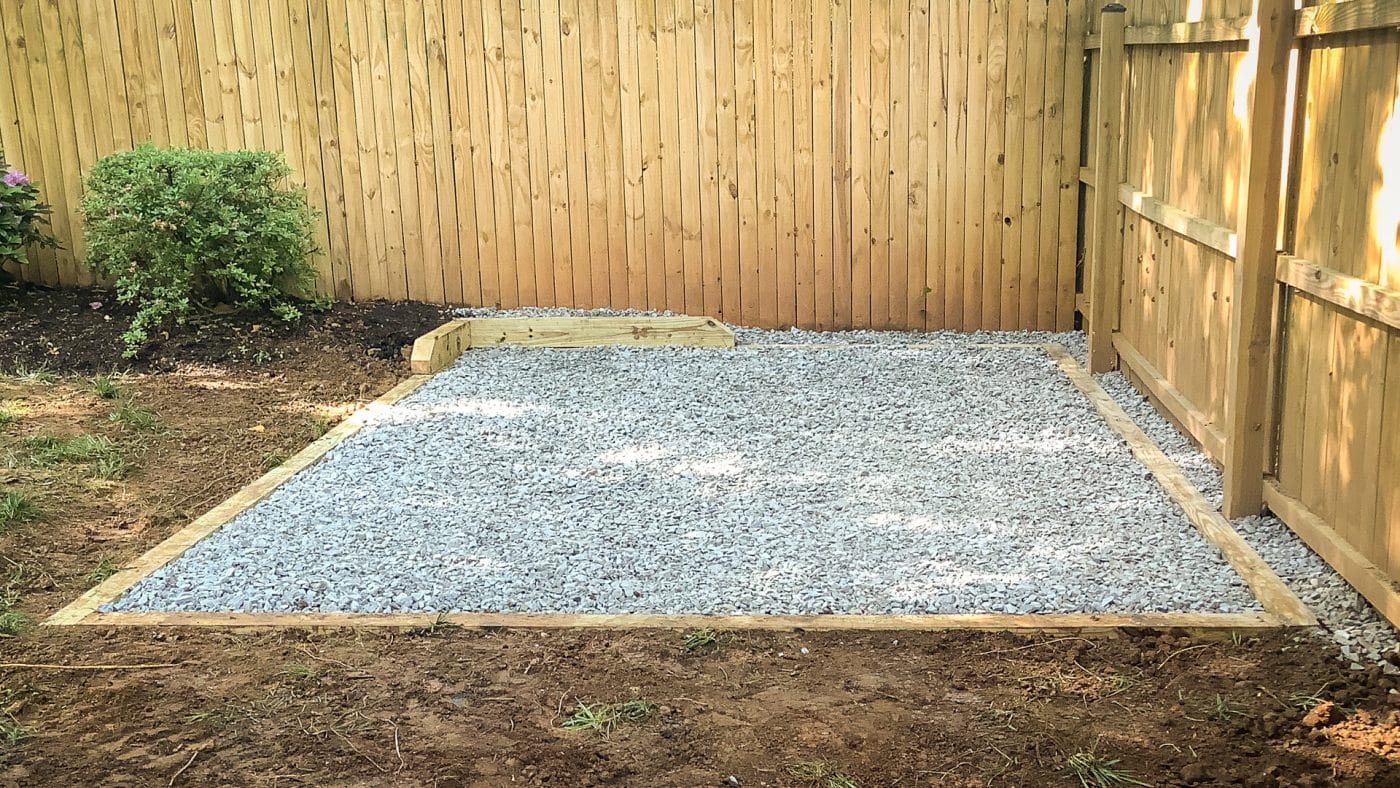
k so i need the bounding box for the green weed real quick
[0,712,27,749]
[1066,752,1150,788]
[279,663,319,681]
[87,557,121,585]
[684,627,720,653]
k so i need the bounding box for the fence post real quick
[1222,2,1294,519]
[1086,4,1127,374]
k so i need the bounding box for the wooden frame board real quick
[409,315,737,374]
[46,332,1312,633]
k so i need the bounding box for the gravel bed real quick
[108,334,1257,616]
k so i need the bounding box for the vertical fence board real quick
[4,0,1082,331]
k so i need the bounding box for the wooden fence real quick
[0,0,1088,331]
[1081,0,1400,625]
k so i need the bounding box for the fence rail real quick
[0,0,1088,331]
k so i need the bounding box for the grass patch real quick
[0,591,30,637]
[90,374,123,400]
[561,699,656,736]
[26,434,118,466]
[87,557,121,585]
[4,364,55,385]
[0,400,25,427]
[787,760,859,788]
[24,434,126,479]
[0,493,40,531]
[109,398,160,432]
[262,451,289,470]
[1066,752,1150,788]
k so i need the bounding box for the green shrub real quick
[0,152,59,268]
[81,145,318,355]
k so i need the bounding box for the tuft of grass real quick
[407,612,460,637]
[561,699,657,736]
[1066,752,1151,788]
[684,627,720,653]
[87,557,121,585]
[0,400,25,427]
[90,374,123,400]
[0,493,40,531]
[262,451,289,470]
[308,417,333,439]
[185,706,237,727]
[279,662,319,681]
[26,434,117,466]
[787,760,860,788]
[0,712,27,749]
[109,398,160,432]
[6,364,55,385]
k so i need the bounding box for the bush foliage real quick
[0,152,58,268]
[81,145,318,354]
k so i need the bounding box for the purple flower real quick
[2,169,29,188]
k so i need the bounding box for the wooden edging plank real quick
[467,315,736,348]
[43,375,434,626]
[1043,343,1316,627]
[68,610,1284,634]
[1276,255,1400,331]
[1118,184,1239,258]
[1112,333,1228,462]
[1264,480,1400,628]
[408,318,472,374]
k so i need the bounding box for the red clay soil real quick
[2,284,1399,787]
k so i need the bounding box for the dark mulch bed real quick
[0,282,452,374]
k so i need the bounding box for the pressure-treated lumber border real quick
[47,340,1312,632]
[1263,480,1400,627]
[45,374,434,625]
[468,315,735,348]
[408,315,735,374]
[71,610,1284,635]
[1044,344,1316,627]
[409,319,472,374]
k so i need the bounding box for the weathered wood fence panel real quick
[0,0,1086,331]
[1080,0,1400,624]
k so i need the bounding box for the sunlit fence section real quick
[0,0,1090,331]
[1079,0,1400,624]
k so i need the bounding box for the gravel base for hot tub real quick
[107,334,1260,616]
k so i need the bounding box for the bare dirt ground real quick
[3,284,1400,787]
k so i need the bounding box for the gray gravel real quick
[107,334,1258,616]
